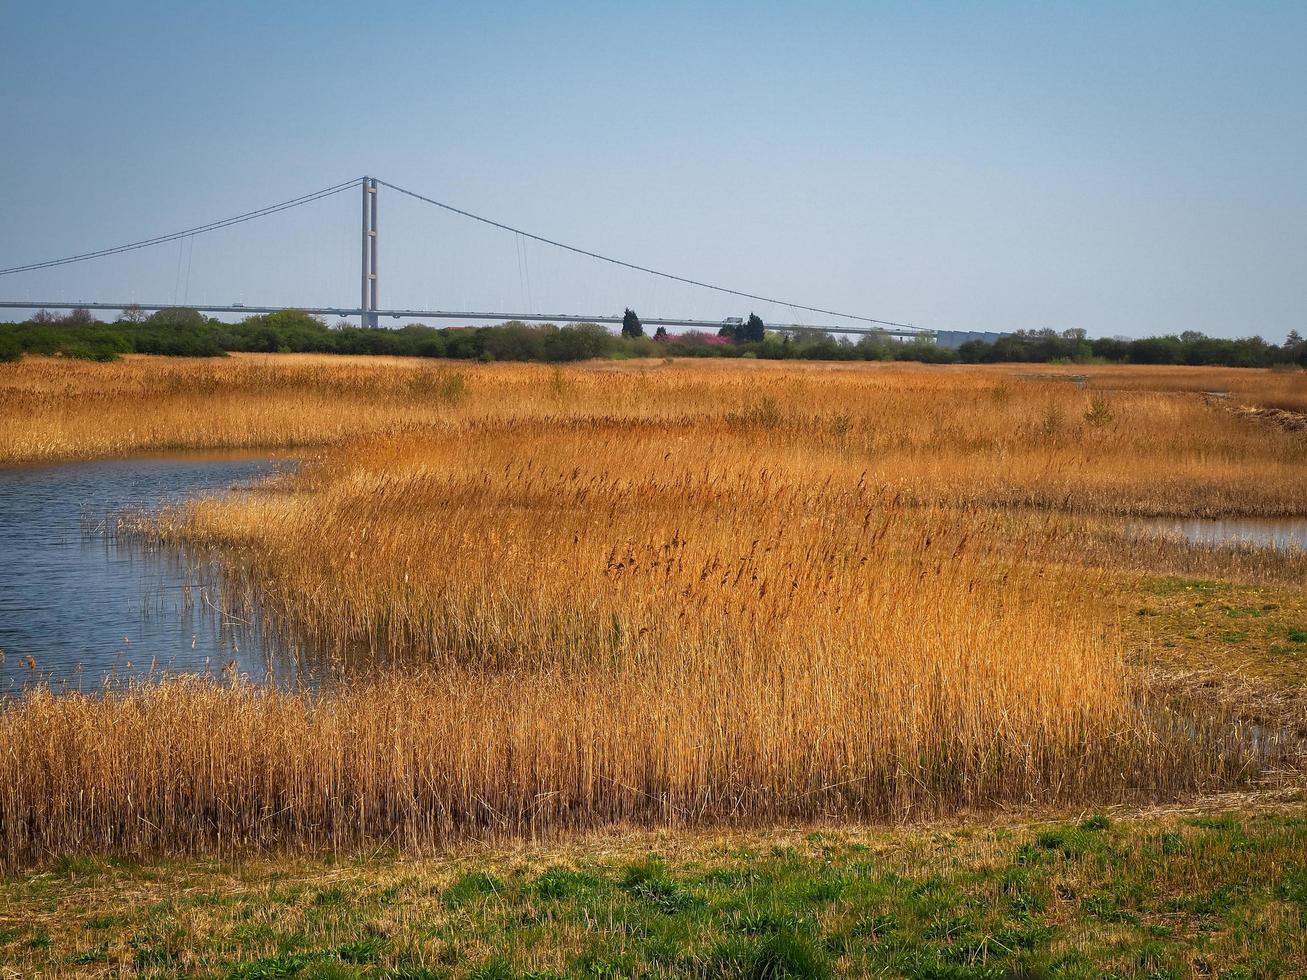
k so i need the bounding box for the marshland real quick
[1,353,1305,976]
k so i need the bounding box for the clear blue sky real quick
[2,1,1304,340]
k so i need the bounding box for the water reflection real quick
[0,456,302,692]
[1133,517,1307,552]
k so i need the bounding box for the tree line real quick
[1,308,1303,369]
[0,307,948,364]
[955,327,1306,368]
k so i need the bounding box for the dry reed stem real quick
[0,356,1301,869]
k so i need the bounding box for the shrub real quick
[1084,394,1114,427]
[0,330,21,362]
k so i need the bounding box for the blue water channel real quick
[0,455,297,693]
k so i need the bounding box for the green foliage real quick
[146,307,207,328]
[740,313,766,343]
[617,856,704,913]
[744,930,831,979]
[83,914,126,929]
[543,322,611,361]
[532,866,600,900]
[464,961,506,979]
[484,321,547,360]
[385,966,444,980]
[443,872,502,908]
[228,950,333,978]
[621,856,669,890]
[0,315,905,366]
[1083,394,1114,427]
[68,942,109,964]
[1189,814,1240,831]
[336,935,389,964]
[895,338,956,363]
[312,887,348,907]
[957,326,1300,367]
[52,854,110,876]
[130,932,180,968]
[1033,826,1100,858]
[0,331,21,362]
[1,311,1300,368]
[621,307,644,339]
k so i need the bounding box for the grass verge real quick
[3,801,1305,978]
[1124,575,1307,689]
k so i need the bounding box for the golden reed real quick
[0,355,1298,868]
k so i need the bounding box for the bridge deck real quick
[0,302,932,339]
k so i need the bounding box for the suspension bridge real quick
[0,176,934,341]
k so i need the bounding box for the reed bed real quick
[0,669,1255,871]
[1,354,1302,516]
[0,420,1277,869]
[0,355,1301,869]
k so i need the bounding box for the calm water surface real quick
[0,456,297,692]
[1134,517,1307,552]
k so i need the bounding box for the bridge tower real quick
[360,177,378,327]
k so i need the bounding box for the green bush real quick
[0,330,21,362]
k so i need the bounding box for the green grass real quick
[1125,576,1307,687]
[2,807,1305,977]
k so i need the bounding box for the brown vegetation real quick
[0,355,1303,869]
[2,355,1304,516]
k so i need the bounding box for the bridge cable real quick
[0,178,364,277]
[376,178,923,332]
[2,174,928,333]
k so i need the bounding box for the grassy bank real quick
[3,801,1304,978]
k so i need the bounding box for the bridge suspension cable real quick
[376,178,922,331]
[0,178,364,277]
[1,174,927,333]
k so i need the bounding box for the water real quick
[1134,517,1307,552]
[0,455,297,693]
